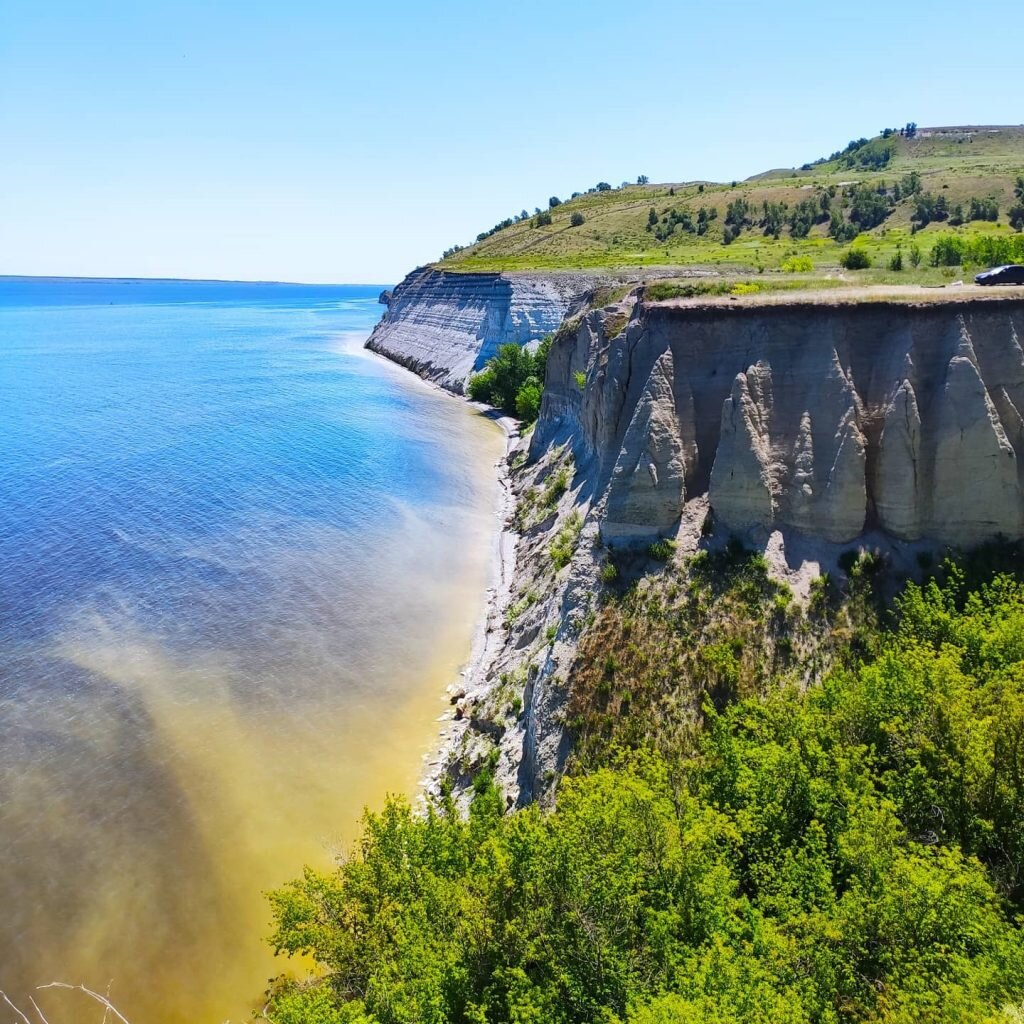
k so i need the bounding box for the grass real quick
[565,545,879,769]
[434,126,1024,278]
[550,512,583,570]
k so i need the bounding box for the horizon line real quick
[0,273,393,288]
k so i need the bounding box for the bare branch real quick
[35,985,130,1024]
[27,997,51,1024]
[0,990,34,1024]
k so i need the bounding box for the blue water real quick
[0,277,501,1022]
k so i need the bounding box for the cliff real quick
[365,266,590,392]
[537,293,1024,549]
[363,270,1024,805]
[425,289,1024,808]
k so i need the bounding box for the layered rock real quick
[365,266,588,392]
[537,298,1024,548]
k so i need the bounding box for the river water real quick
[0,277,503,1021]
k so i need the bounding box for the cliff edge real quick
[365,266,591,392]
[537,293,1024,549]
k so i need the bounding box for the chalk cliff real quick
[365,266,588,392]
[366,280,1024,807]
[536,296,1024,548]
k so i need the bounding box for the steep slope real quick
[538,292,1024,548]
[365,266,591,391]
[437,289,1024,807]
[434,125,1024,275]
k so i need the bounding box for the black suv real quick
[975,264,1024,286]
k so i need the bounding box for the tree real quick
[549,196,562,208]
[909,241,923,267]
[636,175,649,185]
[596,182,612,191]
[905,121,918,138]
[968,197,999,222]
[647,207,658,229]
[849,184,893,229]
[760,200,788,238]
[570,212,585,227]
[533,210,553,227]
[889,246,903,271]
[466,338,554,422]
[515,379,542,421]
[1010,178,1024,231]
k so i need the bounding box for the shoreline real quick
[423,403,520,798]
[360,342,523,800]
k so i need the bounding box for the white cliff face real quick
[536,297,1024,548]
[365,266,586,392]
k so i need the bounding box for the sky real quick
[2,0,1021,284]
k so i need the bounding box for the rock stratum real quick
[365,275,1024,806]
[365,266,589,392]
[538,295,1024,549]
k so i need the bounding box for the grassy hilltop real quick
[437,124,1024,282]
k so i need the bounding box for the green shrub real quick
[269,567,1024,1024]
[573,370,587,389]
[467,341,553,422]
[780,255,813,273]
[647,538,676,561]
[541,464,571,508]
[515,380,542,421]
[840,247,872,269]
[550,512,583,569]
[570,212,585,227]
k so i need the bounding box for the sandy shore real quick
[358,343,524,799]
[420,404,521,797]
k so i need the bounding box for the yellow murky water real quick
[1,453,503,1023]
[0,285,505,1022]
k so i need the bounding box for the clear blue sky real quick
[2,0,1020,284]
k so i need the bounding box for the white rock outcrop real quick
[365,267,587,392]
[536,298,1024,548]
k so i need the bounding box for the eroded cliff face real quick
[365,266,588,392]
[536,296,1024,548]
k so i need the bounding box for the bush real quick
[889,246,903,271]
[927,232,1024,268]
[549,196,562,208]
[570,212,585,227]
[840,247,872,269]
[533,210,553,227]
[550,512,583,569]
[515,380,542,421]
[466,341,553,422]
[268,568,1024,1024]
[647,538,676,561]
[781,255,813,273]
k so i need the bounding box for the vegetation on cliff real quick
[435,127,1024,278]
[266,557,1024,1023]
[467,336,553,422]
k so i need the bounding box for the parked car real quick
[975,264,1024,286]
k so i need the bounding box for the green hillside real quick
[438,125,1024,277]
